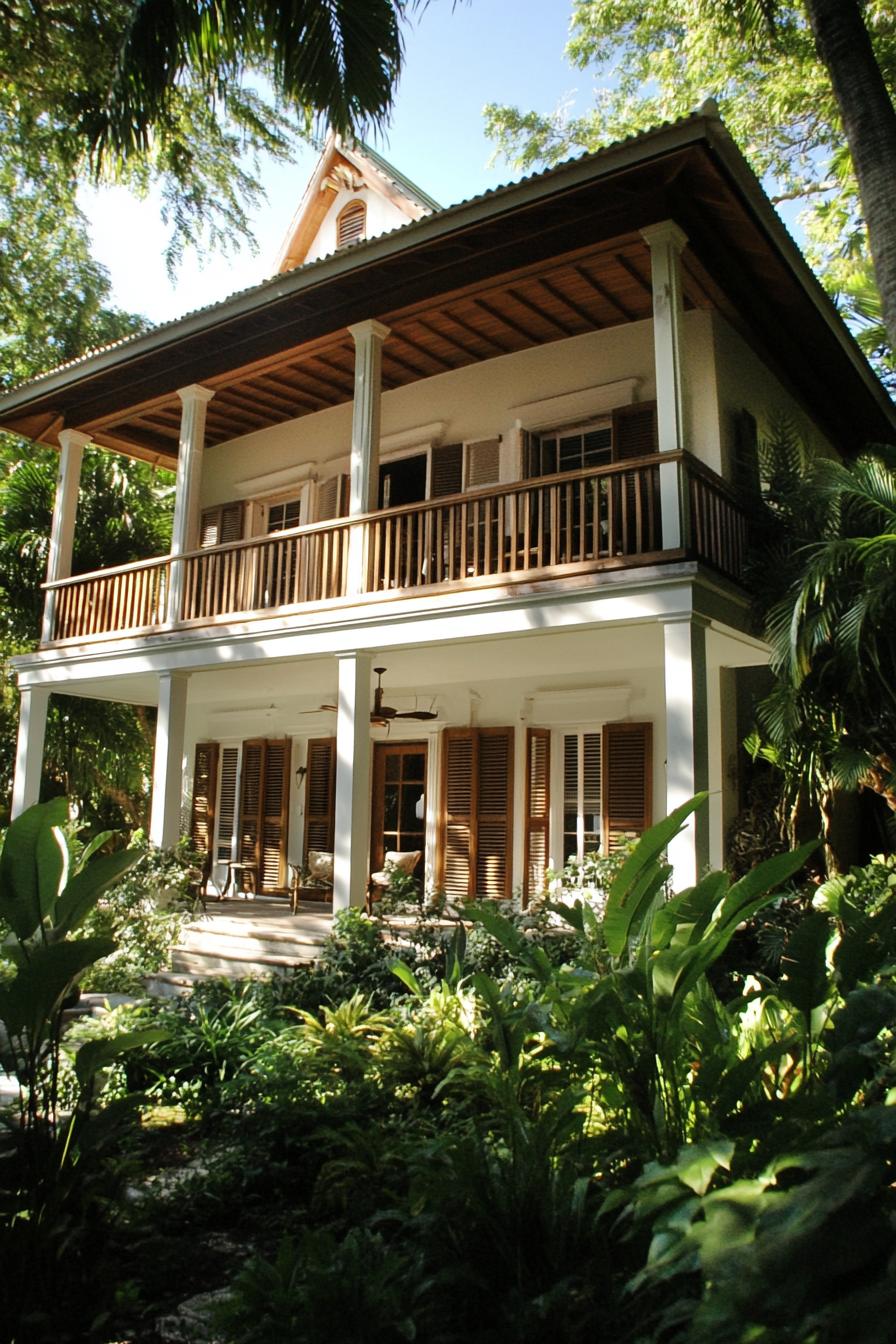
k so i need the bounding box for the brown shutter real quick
[317,474,349,521]
[215,746,239,862]
[602,722,652,853]
[260,739,290,892]
[466,438,501,488]
[733,409,760,496]
[477,729,514,900]
[200,501,244,547]
[190,743,219,855]
[438,727,514,902]
[239,740,264,871]
[304,737,336,854]
[239,739,291,892]
[612,403,659,553]
[524,728,550,903]
[612,402,658,460]
[430,443,464,498]
[440,729,475,902]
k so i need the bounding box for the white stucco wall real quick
[304,186,413,265]
[201,323,660,511]
[710,310,837,474]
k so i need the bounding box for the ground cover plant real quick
[3,796,896,1342]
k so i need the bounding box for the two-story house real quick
[2,105,893,910]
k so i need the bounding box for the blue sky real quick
[81,0,588,325]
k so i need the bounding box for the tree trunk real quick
[804,0,896,350]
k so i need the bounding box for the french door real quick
[370,742,427,873]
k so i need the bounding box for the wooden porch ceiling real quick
[2,112,892,465]
[82,236,728,462]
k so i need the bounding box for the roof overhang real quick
[1,107,893,467]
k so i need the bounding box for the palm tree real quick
[766,446,896,808]
[743,425,896,869]
[87,0,411,169]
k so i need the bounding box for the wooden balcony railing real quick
[41,453,749,644]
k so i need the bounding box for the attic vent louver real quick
[337,200,366,248]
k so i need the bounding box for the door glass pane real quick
[402,753,425,782]
[383,784,399,830]
[400,787,424,835]
[385,754,400,782]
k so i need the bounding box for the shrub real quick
[78,837,197,993]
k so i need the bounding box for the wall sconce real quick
[295,765,307,787]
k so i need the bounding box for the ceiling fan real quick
[314,667,438,726]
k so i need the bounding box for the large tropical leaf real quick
[779,910,833,1017]
[603,795,706,958]
[0,798,69,940]
[52,846,142,935]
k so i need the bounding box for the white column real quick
[166,384,214,623]
[41,428,90,644]
[149,672,190,848]
[663,616,709,888]
[642,222,688,552]
[332,652,372,910]
[346,321,389,594]
[11,685,50,818]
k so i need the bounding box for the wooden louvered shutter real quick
[612,403,659,553]
[239,739,290,892]
[439,728,514,901]
[602,722,652,853]
[466,438,501,488]
[304,738,336,854]
[215,746,240,862]
[200,501,244,547]
[430,443,463,498]
[477,729,514,900]
[337,200,366,247]
[612,402,658,460]
[317,474,349,521]
[440,729,475,902]
[524,728,550,903]
[260,739,290,892]
[733,409,760,496]
[190,743,219,855]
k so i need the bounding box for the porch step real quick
[147,899,333,993]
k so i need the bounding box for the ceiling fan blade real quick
[394,710,438,720]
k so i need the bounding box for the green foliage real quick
[0,800,158,1341]
[0,445,174,828]
[78,838,196,993]
[14,801,896,1342]
[746,428,896,845]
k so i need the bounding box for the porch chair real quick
[289,849,334,913]
[187,851,215,911]
[366,850,422,916]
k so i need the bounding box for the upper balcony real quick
[42,450,747,645]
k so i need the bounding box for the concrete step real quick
[170,943,319,975]
[179,923,329,955]
[143,900,334,993]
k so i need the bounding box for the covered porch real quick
[13,587,770,905]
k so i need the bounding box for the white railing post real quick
[167,384,214,624]
[642,221,689,552]
[42,428,90,644]
[347,320,389,595]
